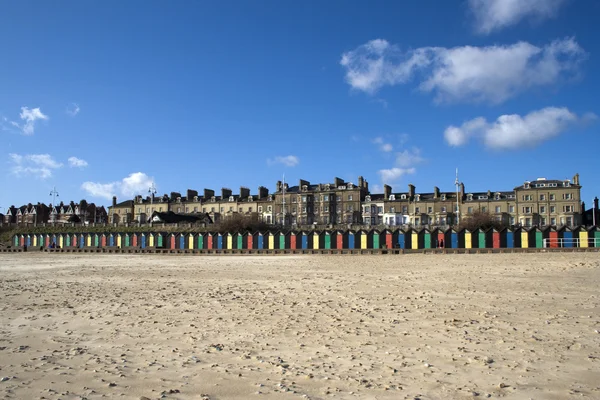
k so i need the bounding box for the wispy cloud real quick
[68,156,88,168]
[66,102,80,117]
[266,155,300,167]
[8,107,49,135]
[378,167,416,183]
[469,0,567,34]
[81,172,155,200]
[8,153,63,179]
[340,38,586,104]
[374,134,424,185]
[373,137,393,152]
[444,107,596,150]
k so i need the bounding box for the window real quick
[211,207,215,212]
[415,207,420,213]
[563,205,573,212]
[267,206,272,212]
[138,207,142,213]
[377,206,383,213]
[441,206,447,212]
[302,196,307,203]
[441,194,446,201]
[159,207,163,212]
[566,217,573,226]
[523,194,532,201]
[540,194,546,201]
[478,195,488,200]
[324,195,329,201]
[428,207,433,213]
[229,196,234,202]
[468,207,473,214]
[292,197,297,203]
[193,207,198,212]
[220,207,224,212]
[390,207,395,213]
[292,207,297,213]
[389,195,395,201]
[177,207,181,213]
[550,217,556,225]
[365,195,371,202]
[203,207,206,212]
[347,205,353,211]
[401,194,406,200]
[525,218,531,227]
[510,216,515,225]
[540,206,546,213]
[495,206,501,213]
[549,194,555,201]
[302,206,307,212]
[348,195,353,201]
[523,206,532,213]
[336,196,341,202]
[550,206,556,213]
[324,206,328,212]
[481,207,487,213]
[541,217,546,226]
[185,207,189,213]
[402,206,408,213]
[563,193,573,200]
[229,207,233,211]
[508,205,514,213]
[467,194,473,201]
[238,208,242,212]
[258,206,263,212]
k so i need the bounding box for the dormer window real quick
[338,185,346,190]
[467,194,473,201]
[193,196,198,202]
[302,185,308,192]
[478,195,488,200]
[325,184,330,191]
[268,195,273,201]
[347,183,354,189]
[229,196,234,202]
[441,194,446,201]
[248,197,253,202]
[177,197,182,203]
[389,194,395,201]
[401,194,406,200]
[524,182,530,189]
[211,197,216,202]
[564,181,570,187]
[495,193,501,200]
[365,195,371,202]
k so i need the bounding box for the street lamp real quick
[148,182,157,224]
[49,187,59,224]
[455,169,461,226]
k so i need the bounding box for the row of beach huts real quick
[8,226,600,252]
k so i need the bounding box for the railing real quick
[542,238,600,248]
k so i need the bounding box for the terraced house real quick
[106,173,585,229]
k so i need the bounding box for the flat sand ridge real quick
[0,253,599,400]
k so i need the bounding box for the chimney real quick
[434,186,440,199]
[221,188,232,199]
[460,183,465,199]
[170,192,181,200]
[258,186,269,199]
[573,173,580,185]
[276,180,282,192]
[112,196,117,207]
[594,197,599,210]
[408,184,415,199]
[299,179,310,189]
[358,176,364,188]
[384,184,392,200]
[284,183,289,191]
[204,188,215,199]
[334,177,344,187]
[240,187,250,199]
[187,189,198,199]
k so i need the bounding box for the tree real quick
[457,211,508,232]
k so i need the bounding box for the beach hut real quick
[139,233,146,249]
[475,228,486,248]
[297,231,307,250]
[543,226,559,248]
[275,231,284,249]
[106,233,114,248]
[242,231,251,250]
[205,233,214,249]
[449,229,458,249]
[588,226,600,248]
[234,232,243,249]
[369,229,381,249]
[487,228,500,248]
[288,231,297,250]
[321,230,332,250]
[530,227,543,248]
[574,226,589,248]
[462,229,472,249]
[409,228,419,250]
[434,229,444,248]
[396,229,406,249]
[559,226,574,248]
[505,228,514,248]
[421,228,432,249]
[355,229,368,249]
[330,230,341,249]
[168,233,176,249]
[381,229,393,249]
[267,232,275,250]
[251,232,263,249]
[346,230,356,249]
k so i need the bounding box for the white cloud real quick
[395,147,424,167]
[9,107,49,135]
[8,153,63,179]
[340,38,586,104]
[68,156,88,168]
[444,107,595,150]
[81,172,155,200]
[66,103,80,117]
[373,136,393,152]
[378,167,416,183]
[469,0,567,34]
[267,155,300,167]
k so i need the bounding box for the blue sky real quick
[1,0,599,211]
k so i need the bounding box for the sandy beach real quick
[0,253,599,400]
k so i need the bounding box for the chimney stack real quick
[276,180,282,192]
[221,188,232,199]
[112,196,117,207]
[240,187,250,199]
[334,177,344,187]
[384,184,392,200]
[258,186,269,199]
[408,184,415,199]
[187,189,198,199]
[594,197,599,210]
[460,183,465,199]
[204,188,215,199]
[434,186,440,199]
[299,179,310,189]
[573,173,580,185]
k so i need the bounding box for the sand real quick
[0,253,599,400]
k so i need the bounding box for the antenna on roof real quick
[455,169,460,226]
